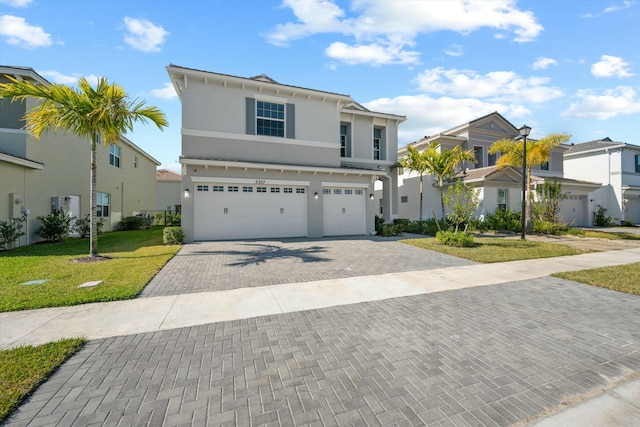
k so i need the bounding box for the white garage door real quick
[194,183,307,240]
[322,187,366,236]
[559,195,588,226]
[624,198,640,224]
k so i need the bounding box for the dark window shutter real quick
[246,98,255,135]
[286,103,295,139]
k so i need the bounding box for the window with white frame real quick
[257,187,267,193]
[635,154,640,173]
[196,185,209,191]
[296,188,305,194]
[257,101,285,137]
[401,196,408,203]
[474,146,483,168]
[540,161,549,171]
[340,124,348,157]
[212,185,224,192]
[97,192,110,217]
[498,188,508,210]
[228,186,239,192]
[243,186,253,193]
[109,144,121,168]
[373,128,382,160]
[283,187,293,193]
[323,188,331,194]
[355,189,363,195]
[134,156,138,168]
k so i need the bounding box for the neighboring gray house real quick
[167,65,405,242]
[396,112,600,226]
[564,138,640,225]
[156,169,181,213]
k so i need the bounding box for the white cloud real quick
[532,57,557,70]
[325,41,419,66]
[363,94,530,145]
[267,0,543,66]
[151,82,178,100]
[561,86,640,120]
[0,0,33,7]
[591,55,634,78]
[123,17,169,52]
[414,67,564,103]
[444,44,463,57]
[0,15,51,48]
[38,70,100,86]
[583,0,635,17]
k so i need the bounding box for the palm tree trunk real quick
[90,135,98,256]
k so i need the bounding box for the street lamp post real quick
[519,125,531,240]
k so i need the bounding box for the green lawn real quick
[401,236,583,263]
[554,263,640,296]
[0,227,181,312]
[0,338,86,423]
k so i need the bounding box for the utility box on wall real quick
[10,193,22,218]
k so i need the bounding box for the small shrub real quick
[163,226,184,245]
[593,205,612,226]
[436,230,474,247]
[119,216,146,231]
[483,208,522,232]
[0,220,24,250]
[375,215,385,234]
[36,209,72,242]
[74,214,104,238]
[620,220,634,227]
[381,224,402,237]
[532,219,569,235]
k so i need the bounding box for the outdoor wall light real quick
[184,189,190,198]
[369,194,374,200]
[314,192,318,199]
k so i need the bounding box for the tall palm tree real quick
[394,146,429,220]
[0,76,168,257]
[422,141,477,219]
[489,133,570,232]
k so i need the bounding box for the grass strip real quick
[554,262,640,296]
[0,338,86,422]
[401,236,582,263]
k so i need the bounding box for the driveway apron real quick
[140,236,477,297]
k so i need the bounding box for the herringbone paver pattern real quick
[7,277,640,426]
[140,236,476,297]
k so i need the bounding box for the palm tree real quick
[0,76,168,257]
[488,133,570,232]
[394,146,429,220]
[422,141,477,219]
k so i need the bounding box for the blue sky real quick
[1,0,638,172]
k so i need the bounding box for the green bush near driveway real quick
[0,227,181,312]
[0,338,86,423]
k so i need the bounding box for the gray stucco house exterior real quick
[167,65,405,242]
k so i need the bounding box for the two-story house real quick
[564,138,640,225]
[167,65,405,242]
[1,66,160,246]
[397,112,600,226]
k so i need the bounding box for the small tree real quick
[533,179,566,223]
[442,180,480,233]
[36,209,73,242]
[0,220,24,250]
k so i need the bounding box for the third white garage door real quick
[194,183,307,240]
[322,187,366,236]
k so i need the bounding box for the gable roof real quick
[565,138,639,155]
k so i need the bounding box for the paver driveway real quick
[140,236,477,297]
[6,277,640,426]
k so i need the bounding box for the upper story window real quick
[340,124,349,158]
[257,101,285,137]
[473,146,483,168]
[488,152,497,167]
[373,128,382,160]
[635,154,640,173]
[540,161,549,171]
[134,156,138,168]
[109,144,121,168]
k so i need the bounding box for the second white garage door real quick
[559,195,588,226]
[194,184,307,240]
[322,187,366,236]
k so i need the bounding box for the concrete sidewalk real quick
[2,247,639,350]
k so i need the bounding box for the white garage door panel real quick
[323,188,366,236]
[194,185,307,240]
[559,195,587,226]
